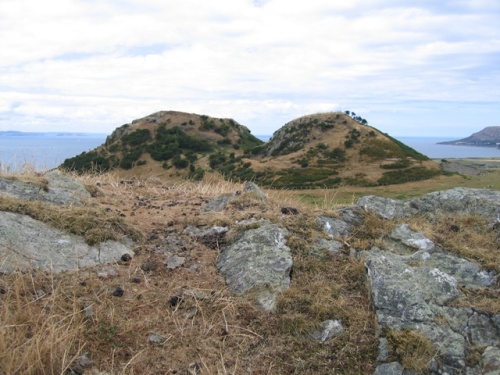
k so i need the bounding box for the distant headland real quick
[437,126,500,148]
[0,131,106,137]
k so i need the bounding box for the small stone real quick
[310,320,344,342]
[112,287,124,297]
[166,255,185,270]
[281,207,299,215]
[147,333,167,346]
[75,352,94,369]
[183,308,197,319]
[97,267,119,279]
[121,253,132,262]
[376,338,389,361]
[169,296,182,307]
[183,289,210,300]
[83,303,94,319]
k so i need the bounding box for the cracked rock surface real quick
[0,211,133,273]
[320,188,500,375]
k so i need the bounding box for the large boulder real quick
[0,169,91,206]
[358,187,500,222]
[0,211,133,273]
[216,222,292,311]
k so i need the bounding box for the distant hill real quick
[60,111,441,188]
[438,126,500,148]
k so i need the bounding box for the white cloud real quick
[0,0,499,136]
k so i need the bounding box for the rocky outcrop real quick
[0,171,133,273]
[216,222,292,311]
[356,187,500,221]
[318,187,500,374]
[0,211,133,273]
[0,169,91,205]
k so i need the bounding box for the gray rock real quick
[148,333,168,346]
[203,182,267,212]
[358,187,500,222]
[0,211,133,273]
[365,248,470,368]
[0,169,91,206]
[310,320,344,342]
[183,289,210,300]
[317,216,353,237]
[216,222,292,311]
[313,237,344,256]
[243,181,267,202]
[202,194,235,212]
[166,255,185,270]
[482,346,500,375]
[388,224,436,254]
[468,313,500,346]
[357,195,407,220]
[97,267,119,279]
[376,338,389,362]
[410,187,500,221]
[372,362,404,375]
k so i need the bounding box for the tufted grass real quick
[385,329,437,373]
[409,213,500,273]
[0,272,85,375]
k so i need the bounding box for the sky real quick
[1,0,499,137]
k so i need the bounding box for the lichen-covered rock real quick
[216,222,292,311]
[317,216,353,237]
[358,187,500,222]
[0,211,133,273]
[365,228,498,372]
[312,237,344,256]
[0,169,91,205]
[482,346,500,375]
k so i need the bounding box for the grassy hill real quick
[61,111,263,179]
[61,111,441,188]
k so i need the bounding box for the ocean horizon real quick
[1,133,499,172]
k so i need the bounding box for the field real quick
[293,158,500,206]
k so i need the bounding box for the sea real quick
[1,134,500,172]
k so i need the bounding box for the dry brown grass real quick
[409,213,500,272]
[0,272,85,374]
[385,329,437,373]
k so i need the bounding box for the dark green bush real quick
[172,156,189,169]
[61,151,111,173]
[121,129,151,146]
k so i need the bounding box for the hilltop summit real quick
[61,111,441,187]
